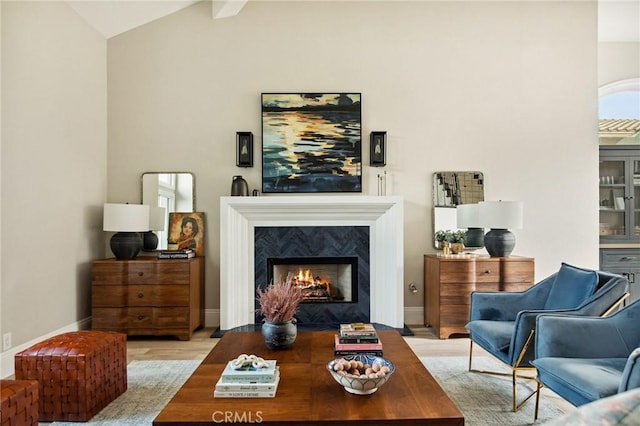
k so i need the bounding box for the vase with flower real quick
[257,273,303,349]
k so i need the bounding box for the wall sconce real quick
[478,201,523,257]
[142,206,166,251]
[103,203,150,260]
[236,132,253,167]
[456,203,484,249]
[370,131,386,167]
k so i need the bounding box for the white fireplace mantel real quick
[219,195,404,330]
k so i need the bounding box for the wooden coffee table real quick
[153,330,464,425]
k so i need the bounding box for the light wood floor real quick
[125,325,476,362]
[3,325,572,415]
[126,325,574,414]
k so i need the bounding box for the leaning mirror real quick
[433,171,484,249]
[142,172,195,250]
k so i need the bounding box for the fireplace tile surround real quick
[219,196,404,330]
[255,226,370,325]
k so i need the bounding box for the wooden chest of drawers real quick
[424,254,534,339]
[91,257,204,341]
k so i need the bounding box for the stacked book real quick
[157,249,194,259]
[214,359,280,398]
[335,323,383,356]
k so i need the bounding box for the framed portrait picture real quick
[370,131,386,167]
[167,212,205,256]
[236,132,253,167]
[261,93,362,193]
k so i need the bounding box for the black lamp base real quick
[484,228,515,257]
[110,232,143,260]
[142,231,159,251]
[464,228,485,249]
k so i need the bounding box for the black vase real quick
[261,319,297,350]
[231,175,249,196]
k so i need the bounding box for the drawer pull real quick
[137,293,144,299]
[138,272,144,277]
[620,256,637,261]
[484,270,491,274]
[138,315,145,320]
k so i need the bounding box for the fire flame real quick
[292,268,331,295]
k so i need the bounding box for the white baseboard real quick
[205,308,220,328]
[404,306,424,327]
[1,317,91,379]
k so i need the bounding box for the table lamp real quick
[143,206,166,251]
[103,203,150,259]
[456,203,484,249]
[478,201,523,257]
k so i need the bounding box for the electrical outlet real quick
[2,332,11,351]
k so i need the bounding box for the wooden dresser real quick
[424,254,534,339]
[91,256,204,341]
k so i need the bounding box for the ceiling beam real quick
[212,0,249,20]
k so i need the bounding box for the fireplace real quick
[255,226,369,325]
[268,257,358,303]
[219,195,404,330]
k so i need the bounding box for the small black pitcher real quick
[231,175,249,196]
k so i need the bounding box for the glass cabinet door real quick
[599,159,627,238]
[634,160,640,238]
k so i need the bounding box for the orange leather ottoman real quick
[1,380,38,426]
[14,331,127,422]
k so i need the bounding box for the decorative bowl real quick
[326,354,395,395]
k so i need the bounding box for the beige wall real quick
[1,1,107,375]
[107,1,599,320]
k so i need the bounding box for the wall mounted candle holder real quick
[236,132,253,167]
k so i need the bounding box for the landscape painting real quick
[261,93,362,193]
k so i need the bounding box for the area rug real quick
[48,360,200,426]
[47,357,563,425]
[421,356,564,425]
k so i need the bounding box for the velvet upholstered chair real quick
[465,263,629,412]
[532,299,640,420]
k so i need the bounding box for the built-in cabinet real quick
[91,257,204,340]
[599,146,640,241]
[424,254,535,339]
[599,249,640,303]
[599,146,640,304]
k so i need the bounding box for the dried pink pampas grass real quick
[257,273,303,323]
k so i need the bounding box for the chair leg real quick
[469,339,537,412]
[512,369,517,412]
[534,380,542,421]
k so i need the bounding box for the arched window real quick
[599,78,640,145]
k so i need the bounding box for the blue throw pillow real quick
[544,263,599,310]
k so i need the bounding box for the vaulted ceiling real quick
[66,0,639,41]
[65,0,247,39]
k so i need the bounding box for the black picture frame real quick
[261,93,362,193]
[236,132,253,167]
[370,131,386,167]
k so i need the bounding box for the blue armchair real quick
[532,299,640,420]
[465,263,629,411]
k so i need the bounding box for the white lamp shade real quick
[456,204,481,228]
[478,201,523,229]
[149,206,166,231]
[103,203,150,232]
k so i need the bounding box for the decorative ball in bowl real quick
[326,354,395,395]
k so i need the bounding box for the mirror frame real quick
[141,172,196,212]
